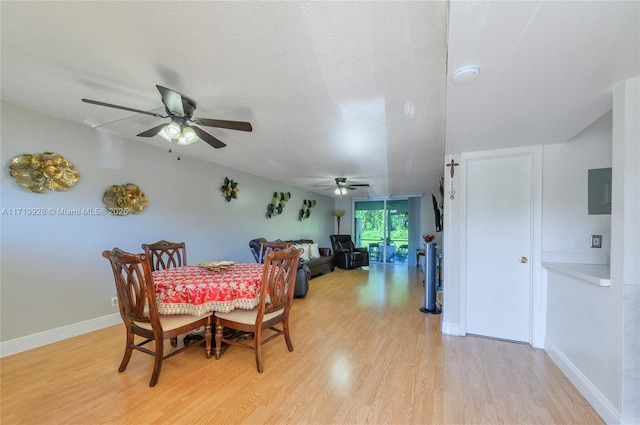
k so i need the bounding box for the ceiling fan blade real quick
[192,126,227,149]
[81,98,167,119]
[195,118,253,132]
[156,85,188,117]
[137,123,167,138]
[348,183,370,187]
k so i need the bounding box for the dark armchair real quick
[329,235,369,270]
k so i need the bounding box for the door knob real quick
[519,257,528,263]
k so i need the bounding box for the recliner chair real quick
[329,235,370,269]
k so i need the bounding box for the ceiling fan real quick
[81,85,252,148]
[316,177,370,195]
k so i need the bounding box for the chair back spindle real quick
[258,241,292,264]
[142,240,187,271]
[260,246,299,316]
[105,249,158,327]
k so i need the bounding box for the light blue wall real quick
[0,102,334,342]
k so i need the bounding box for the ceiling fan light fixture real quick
[178,126,199,145]
[165,121,182,138]
[334,187,348,196]
[157,126,174,142]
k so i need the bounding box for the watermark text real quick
[1,207,129,216]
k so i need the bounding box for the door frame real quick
[458,145,544,347]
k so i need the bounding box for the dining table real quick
[152,263,264,316]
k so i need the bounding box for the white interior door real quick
[464,152,533,343]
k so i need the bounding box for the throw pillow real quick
[293,244,310,261]
[309,243,320,259]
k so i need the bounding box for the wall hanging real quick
[299,199,316,220]
[9,152,80,193]
[220,177,239,202]
[446,158,459,200]
[103,183,148,215]
[266,192,291,218]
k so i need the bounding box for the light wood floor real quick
[1,265,603,424]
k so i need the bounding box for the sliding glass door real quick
[354,199,409,264]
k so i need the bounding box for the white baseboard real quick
[0,313,121,358]
[441,321,461,336]
[545,337,620,424]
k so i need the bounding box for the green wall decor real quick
[299,199,316,220]
[266,191,291,218]
[220,177,239,202]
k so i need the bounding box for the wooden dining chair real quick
[142,240,190,347]
[214,245,302,373]
[258,240,293,263]
[141,240,187,271]
[102,248,212,387]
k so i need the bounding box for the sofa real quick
[248,238,335,298]
[288,239,335,277]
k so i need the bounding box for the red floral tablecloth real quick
[153,264,263,316]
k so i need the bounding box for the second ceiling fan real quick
[82,85,252,148]
[327,177,370,195]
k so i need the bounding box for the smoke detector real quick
[452,66,480,84]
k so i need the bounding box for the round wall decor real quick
[103,183,148,215]
[9,152,80,193]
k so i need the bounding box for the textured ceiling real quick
[445,1,639,154]
[1,1,638,198]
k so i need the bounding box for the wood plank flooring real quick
[1,265,603,424]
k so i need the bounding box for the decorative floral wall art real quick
[299,199,316,220]
[9,152,80,193]
[266,191,291,218]
[220,177,239,202]
[103,183,148,216]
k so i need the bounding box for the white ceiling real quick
[1,1,638,198]
[446,1,639,154]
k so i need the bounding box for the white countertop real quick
[542,262,611,287]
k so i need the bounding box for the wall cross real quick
[446,158,459,178]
